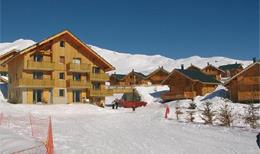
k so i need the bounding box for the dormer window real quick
[33,54,43,62]
[60,41,65,47]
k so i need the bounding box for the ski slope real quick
[0,86,259,154]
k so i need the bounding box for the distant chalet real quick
[161,65,220,101]
[225,62,260,103]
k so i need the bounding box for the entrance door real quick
[33,89,42,103]
[73,90,81,102]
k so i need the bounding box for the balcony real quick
[161,91,197,101]
[89,89,113,97]
[67,63,91,72]
[25,60,54,71]
[67,79,91,88]
[18,78,54,88]
[89,73,109,81]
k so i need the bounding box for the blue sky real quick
[0,0,259,59]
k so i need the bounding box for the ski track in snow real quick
[0,102,259,154]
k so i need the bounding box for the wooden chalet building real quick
[4,30,115,105]
[225,62,260,103]
[0,49,19,76]
[161,65,220,101]
[219,63,243,78]
[202,63,224,81]
[109,73,126,86]
[145,66,169,85]
[122,69,148,86]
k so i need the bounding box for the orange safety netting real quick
[0,112,54,154]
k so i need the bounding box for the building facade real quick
[161,68,220,101]
[225,62,260,103]
[5,30,114,105]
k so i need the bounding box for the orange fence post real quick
[0,112,3,125]
[46,116,54,154]
[164,106,170,119]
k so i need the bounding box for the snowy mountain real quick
[0,39,252,74]
[0,39,35,55]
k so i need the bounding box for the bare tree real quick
[244,103,260,129]
[175,105,183,120]
[200,101,216,125]
[218,104,234,127]
[186,111,195,123]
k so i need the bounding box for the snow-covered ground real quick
[0,86,259,154]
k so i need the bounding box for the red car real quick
[113,99,147,111]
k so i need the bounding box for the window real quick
[59,89,65,97]
[33,72,43,79]
[92,82,101,90]
[92,67,100,74]
[33,54,43,62]
[59,72,65,79]
[73,73,81,81]
[72,58,81,64]
[0,72,7,76]
[60,56,65,64]
[60,41,65,47]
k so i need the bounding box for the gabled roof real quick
[176,69,220,84]
[4,30,115,72]
[186,64,201,71]
[110,74,126,80]
[162,69,220,85]
[202,64,225,73]
[0,49,19,65]
[225,62,260,85]
[219,63,242,71]
[146,67,169,79]
[123,70,147,80]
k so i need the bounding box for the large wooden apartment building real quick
[3,30,114,105]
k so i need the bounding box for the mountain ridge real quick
[0,39,252,74]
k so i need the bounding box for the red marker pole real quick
[164,106,170,119]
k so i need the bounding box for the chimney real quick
[181,64,184,70]
[207,62,209,66]
[253,57,256,63]
[132,69,134,72]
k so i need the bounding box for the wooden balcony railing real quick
[67,63,91,72]
[89,89,113,97]
[161,91,197,101]
[89,73,109,81]
[67,79,91,88]
[238,91,260,102]
[18,78,54,87]
[25,60,54,71]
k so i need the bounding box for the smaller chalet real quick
[161,65,220,101]
[219,63,243,78]
[225,61,260,103]
[123,70,148,86]
[110,73,126,86]
[202,63,224,81]
[146,66,169,85]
